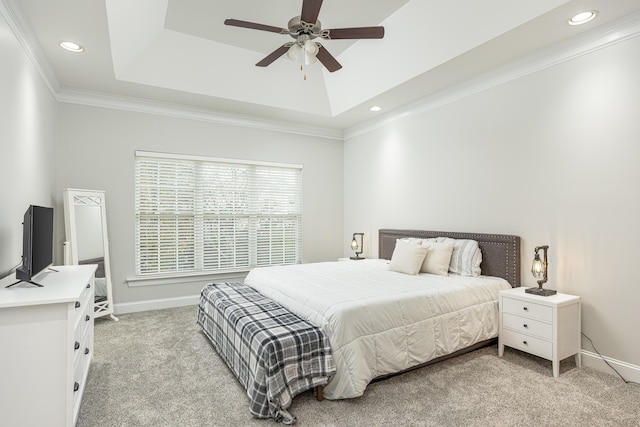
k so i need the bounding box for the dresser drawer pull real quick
[523,307,528,311]
[74,382,80,392]
[522,341,528,345]
[523,324,528,328]
[74,341,80,351]
[85,315,91,322]
[75,301,81,309]
[85,347,90,355]
[86,283,91,289]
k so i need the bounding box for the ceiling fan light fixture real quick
[304,51,318,65]
[287,43,302,60]
[304,40,319,55]
[304,40,319,65]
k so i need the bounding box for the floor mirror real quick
[63,188,118,321]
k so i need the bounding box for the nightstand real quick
[498,287,581,378]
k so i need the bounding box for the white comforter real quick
[244,259,512,399]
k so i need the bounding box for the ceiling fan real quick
[224,0,385,72]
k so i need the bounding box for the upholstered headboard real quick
[378,229,521,287]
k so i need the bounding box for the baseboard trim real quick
[581,350,640,384]
[114,294,200,315]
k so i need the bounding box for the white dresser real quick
[498,286,581,378]
[0,265,97,427]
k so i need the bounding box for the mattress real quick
[244,259,512,399]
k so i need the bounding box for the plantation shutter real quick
[135,151,302,276]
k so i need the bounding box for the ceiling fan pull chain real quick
[300,61,306,81]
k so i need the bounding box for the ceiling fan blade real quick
[256,44,291,67]
[224,19,289,35]
[321,26,385,40]
[315,45,342,72]
[301,0,323,24]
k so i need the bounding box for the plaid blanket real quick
[197,282,335,424]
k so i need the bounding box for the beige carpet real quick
[77,305,640,427]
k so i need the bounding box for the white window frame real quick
[131,150,303,283]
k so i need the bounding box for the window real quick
[134,151,302,276]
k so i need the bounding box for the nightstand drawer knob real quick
[523,324,528,328]
[523,341,528,345]
[85,315,91,322]
[75,301,81,309]
[74,382,80,392]
[74,341,80,350]
[523,307,528,311]
[85,347,90,355]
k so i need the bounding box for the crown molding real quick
[57,88,344,140]
[0,0,60,95]
[5,0,639,142]
[344,11,640,140]
[1,0,342,141]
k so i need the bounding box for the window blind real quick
[134,152,302,276]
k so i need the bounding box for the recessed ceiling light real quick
[59,41,84,52]
[369,106,382,112]
[568,10,598,26]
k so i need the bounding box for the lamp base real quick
[525,287,557,296]
[349,256,365,260]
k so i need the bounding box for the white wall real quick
[55,104,344,305]
[344,35,640,371]
[0,10,57,277]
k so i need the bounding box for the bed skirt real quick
[197,282,336,424]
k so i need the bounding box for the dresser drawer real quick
[72,351,87,409]
[502,297,552,322]
[75,299,92,336]
[74,312,92,366]
[502,313,553,340]
[73,281,93,326]
[501,329,552,359]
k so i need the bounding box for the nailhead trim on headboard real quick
[378,229,521,287]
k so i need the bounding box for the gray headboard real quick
[378,229,521,287]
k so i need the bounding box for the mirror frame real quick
[63,188,118,321]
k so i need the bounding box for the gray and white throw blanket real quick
[197,282,336,424]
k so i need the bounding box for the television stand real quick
[5,280,44,288]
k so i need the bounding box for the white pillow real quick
[388,239,428,275]
[420,241,454,276]
[398,237,423,245]
[437,237,482,276]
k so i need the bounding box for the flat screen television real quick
[14,205,54,286]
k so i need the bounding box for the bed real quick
[199,229,520,419]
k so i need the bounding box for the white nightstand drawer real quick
[501,329,552,359]
[502,313,553,340]
[502,297,552,322]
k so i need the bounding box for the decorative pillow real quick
[398,237,423,245]
[437,237,482,276]
[388,239,429,275]
[420,241,454,276]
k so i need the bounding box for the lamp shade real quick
[287,43,302,60]
[304,40,319,65]
[531,253,544,278]
[304,40,319,55]
[351,238,359,250]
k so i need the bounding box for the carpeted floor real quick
[77,305,640,427]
